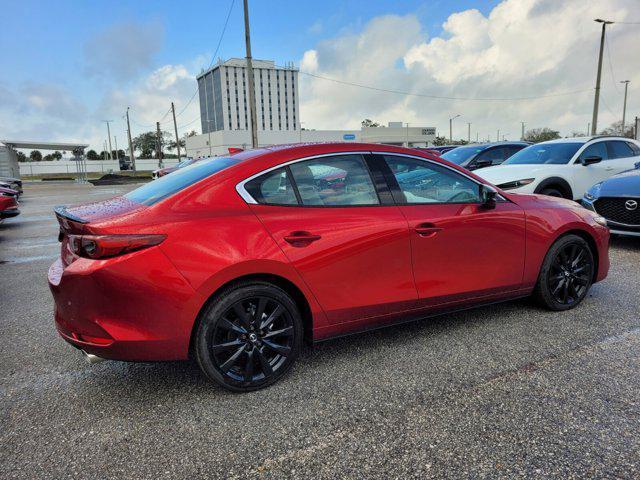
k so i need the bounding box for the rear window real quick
[125,157,239,205]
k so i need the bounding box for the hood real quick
[475,164,556,184]
[56,196,146,226]
[597,168,640,197]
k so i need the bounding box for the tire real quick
[539,187,565,198]
[195,281,303,392]
[534,234,595,311]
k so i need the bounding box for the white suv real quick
[476,136,640,200]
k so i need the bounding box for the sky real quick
[0,0,639,153]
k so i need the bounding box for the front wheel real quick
[534,234,595,311]
[195,281,303,392]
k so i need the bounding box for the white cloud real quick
[300,0,640,139]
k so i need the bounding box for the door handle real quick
[414,223,443,238]
[605,167,614,171]
[284,231,322,246]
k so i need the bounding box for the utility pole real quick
[587,122,591,136]
[449,114,460,143]
[521,122,526,140]
[635,116,639,140]
[171,102,181,160]
[497,129,500,142]
[103,120,114,160]
[620,80,630,135]
[103,141,108,161]
[126,107,136,173]
[591,19,614,135]
[476,132,479,142]
[156,121,164,168]
[114,136,119,160]
[243,0,258,148]
[467,122,471,143]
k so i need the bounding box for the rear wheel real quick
[534,235,594,311]
[195,281,303,392]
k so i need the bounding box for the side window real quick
[245,167,298,205]
[476,147,508,165]
[607,141,635,159]
[579,142,608,161]
[627,142,640,156]
[507,145,526,158]
[289,155,379,206]
[626,142,640,156]
[384,155,481,204]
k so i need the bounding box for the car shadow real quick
[610,234,640,251]
[86,297,533,400]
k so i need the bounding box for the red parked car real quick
[0,193,20,221]
[48,143,610,391]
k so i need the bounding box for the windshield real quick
[125,157,240,205]
[176,159,195,168]
[441,146,484,165]
[503,143,581,165]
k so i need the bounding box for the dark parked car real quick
[440,142,530,171]
[427,145,459,155]
[0,176,22,194]
[582,161,640,237]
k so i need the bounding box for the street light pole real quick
[103,120,114,160]
[521,122,526,140]
[171,102,181,160]
[467,122,471,143]
[126,107,136,173]
[621,80,630,135]
[243,0,259,148]
[591,19,614,135]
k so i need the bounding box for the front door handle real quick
[284,231,322,247]
[414,223,443,238]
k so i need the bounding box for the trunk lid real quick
[54,196,147,267]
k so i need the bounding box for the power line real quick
[175,0,236,118]
[290,67,593,101]
[605,34,620,93]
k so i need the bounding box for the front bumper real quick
[48,247,204,361]
[582,197,640,237]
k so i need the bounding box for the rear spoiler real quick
[54,205,88,224]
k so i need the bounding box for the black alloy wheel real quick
[195,282,302,392]
[535,235,594,311]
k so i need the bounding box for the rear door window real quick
[288,154,380,206]
[607,141,635,159]
[245,168,298,205]
[625,142,640,156]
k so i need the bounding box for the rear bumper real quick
[48,247,205,361]
[0,208,20,218]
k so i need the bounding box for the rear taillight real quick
[67,234,166,259]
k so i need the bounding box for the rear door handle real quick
[284,231,322,246]
[414,223,443,238]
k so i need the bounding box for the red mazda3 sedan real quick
[48,143,610,391]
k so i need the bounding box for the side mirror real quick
[480,184,498,209]
[580,156,602,166]
[473,159,492,170]
[635,161,640,169]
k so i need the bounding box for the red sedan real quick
[0,193,20,221]
[48,143,610,391]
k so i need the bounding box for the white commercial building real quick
[186,123,437,158]
[197,58,299,134]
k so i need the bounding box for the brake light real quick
[67,234,166,259]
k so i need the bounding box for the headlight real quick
[584,182,602,201]
[496,178,535,190]
[593,216,607,227]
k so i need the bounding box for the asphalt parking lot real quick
[1,182,639,479]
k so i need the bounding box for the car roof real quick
[539,135,636,145]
